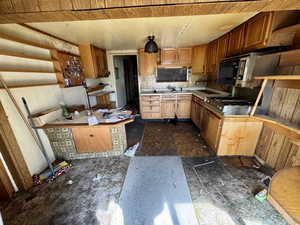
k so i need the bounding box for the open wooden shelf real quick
[254,75,300,80]
[86,84,108,93]
[0,83,58,89]
[0,50,55,62]
[0,33,53,50]
[0,70,55,73]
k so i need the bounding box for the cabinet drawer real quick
[142,106,160,113]
[141,100,160,106]
[142,112,161,119]
[178,94,192,100]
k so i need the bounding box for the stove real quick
[205,96,254,115]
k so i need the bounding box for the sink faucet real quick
[167,85,176,92]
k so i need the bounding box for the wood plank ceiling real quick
[0,0,300,23]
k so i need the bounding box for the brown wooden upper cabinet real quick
[79,44,108,78]
[138,49,158,76]
[227,24,245,57]
[192,45,207,75]
[160,47,192,66]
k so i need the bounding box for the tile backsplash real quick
[139,74,208,90]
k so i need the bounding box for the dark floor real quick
[127,119,213,157]
[0,120,287,225]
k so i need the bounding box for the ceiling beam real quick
[0,0,299,24]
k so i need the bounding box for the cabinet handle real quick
[89,134,94,137]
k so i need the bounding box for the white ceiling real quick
[28,13,256,50]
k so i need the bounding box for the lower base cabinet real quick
[191,96,263,156]
[141,94,191,119]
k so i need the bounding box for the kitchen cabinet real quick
[201,109,222,151]
[161,48,192,66]
[138,49,158,76]
[141,94,191,119]
[161,100,176,118]
[191,95,263,156]
[176,95,192,118]
[79,44,108,78]
[217,119,263,156]
[161,48,178,65]
[192,45,207,75]
[227,24,245,57]
[243,12,273,51]
[72,127,112,153]
[140,95,161,119]
[217,33,229,62]
[178,48,192,65]
[206,40,218,74]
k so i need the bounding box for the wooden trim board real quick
[0,0,300,24]
[0,103,32,190]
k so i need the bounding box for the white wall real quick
[0,24,84,176]
[114,56,127,108]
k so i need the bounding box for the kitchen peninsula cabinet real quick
[191,95,263,156]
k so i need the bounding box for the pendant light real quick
[144,35,158,53]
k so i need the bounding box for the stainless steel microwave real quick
[218,53,259,87]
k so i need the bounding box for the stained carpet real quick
[119,156,199,225]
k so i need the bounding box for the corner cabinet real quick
[79,44,108,78]
[138,49,158,76]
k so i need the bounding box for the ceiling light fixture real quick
[144,35,158,53]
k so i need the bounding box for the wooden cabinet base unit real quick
[140,94,191,119]
[217,118,263,156]
[191,95,263,156]
[72,127,113,152]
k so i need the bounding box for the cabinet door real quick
[191,100,197,124]
[72,127,113,152]
[138,49,157,76]
[177,48,192,65]
[205,112,222,150]
[227,24,245,56]
[217,120,263,156]
[217,33,229,62]
[94,48,108,77]
[243,12,273,51]
[206,40,218,74]
[176,99,191,119]
[192,45,207,75]
[161,48,178,65]
[161,100,176,118]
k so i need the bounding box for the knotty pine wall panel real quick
[255,87,300,170]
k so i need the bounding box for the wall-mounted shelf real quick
[254,75,300,80]
[0,83,58,89]
[0,50,55,62]
[86,84,108,93]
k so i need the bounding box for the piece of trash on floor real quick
[261,176,271,187]
[66,180,73,185]
[93,174,101,182]
[124,142,139,157]
[33,161,73,185]
[255,189,267,202]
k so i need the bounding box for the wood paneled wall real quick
[255,87,300,170]
[0,0,300,24]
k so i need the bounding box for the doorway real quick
[113,55,139,113]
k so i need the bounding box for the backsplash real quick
[139,74,208,90]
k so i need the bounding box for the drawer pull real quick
[89,134,94,137]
